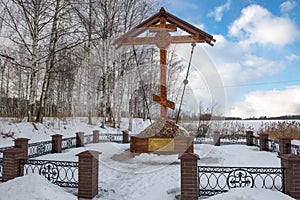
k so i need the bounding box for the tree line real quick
[0,0,188,126]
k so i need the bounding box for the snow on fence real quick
[20,159,79,188]
[198,166,285,197]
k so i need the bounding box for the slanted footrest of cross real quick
[153,94,175,110]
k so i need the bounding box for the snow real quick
[0,118,297,200]
[0,174,76,200]
[0,117,146,147]
[207,188,294,200]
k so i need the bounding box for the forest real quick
[0,0,198,126]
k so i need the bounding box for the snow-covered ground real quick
[0,117,150,147]
[0,118,297,199]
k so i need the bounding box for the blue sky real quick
[163,0,300,118]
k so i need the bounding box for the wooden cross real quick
[114,7,215,120]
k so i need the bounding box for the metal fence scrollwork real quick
[198,166,285,197]
[227,169,254,188]
[84,134,93,144]
[291,144,300,155]
[267,139,279,153]
[252,136,260,147]
[62,137,76,150]
[20,159,78,188]
[99,133,122,143]
[28,141,53,158]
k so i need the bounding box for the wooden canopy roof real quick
[114,7,216,48]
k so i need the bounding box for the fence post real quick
[179,153,199,200]
[279,136,291,155]
[14,138,29,159]
[2,148,25,182]
[213,131,220,146]
[52,134,62,153]
[122,130,129,144]
[76,150,101,199]
[93,130,100,143]
[279,154,300,198]
[246,131,254,146]
[259,133,269,151]
[76,132,84,147]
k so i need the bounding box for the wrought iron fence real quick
[99,133,123,143]
[28,141,53,158]
[220,139,246,145]
[194,137,213,144]
[267,139,279,153]
[62,137,76,150]
[252,136,260,147]
[84,134,93,144]
[194,136,246,145]
[0,158,2,182]
[198,166,285,197]
[20,159,78,188]
[291,144,300,155]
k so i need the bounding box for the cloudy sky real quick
[164,0,300,118]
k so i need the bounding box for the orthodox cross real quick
[114,7,215,120]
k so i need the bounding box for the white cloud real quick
[230,86,300,118]
[286,54,300,61]
[280,1,297,13]
[205,35,285,84]
[229,4,300,46]
[195,23,205,30]
[208,0,231,22]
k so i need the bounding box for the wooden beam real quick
[149,24,177,32]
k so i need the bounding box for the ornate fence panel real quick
[252,136,260,147]
[198,166,285,197]
[61,137,76,150]
[84,134,93,144]
[194,137,246,145]
[220,139,246,145]
[267,139,279,153]
[291,144,300,155]
[0,158,2,182]
[28,141,53,158]
[194,137,213,144]
[99,133,123,143]
[20,159,78,188]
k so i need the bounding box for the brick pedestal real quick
[14,138,29,159]
[93,130,100,143]
[279,154,300,199]
[76,150,101,199]
[2,148,25,182]
[122,130,129,144]
[213,131,220,146]
[259,133,269,151]
[76,132,84,147]
[279,136,291,155]
[52,134,62,153]
[179,153,199,200]
[246,131,254,146]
